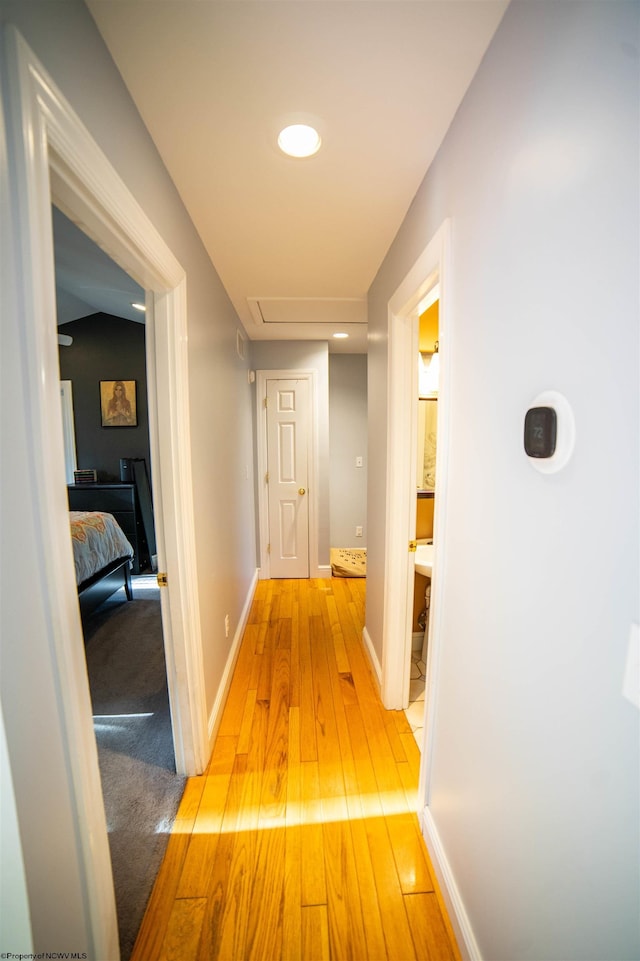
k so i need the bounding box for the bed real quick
[70,510,134,619]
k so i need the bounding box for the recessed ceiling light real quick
[131,302,146,312]
[333,332,349,339]
[277,124,321,158]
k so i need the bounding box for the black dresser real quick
[67,483,148,574]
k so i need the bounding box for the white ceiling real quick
[73,1,508,352]
[53,207,145,325]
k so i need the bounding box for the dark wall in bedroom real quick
[58,313,152,484]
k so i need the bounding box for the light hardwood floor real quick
[131,577,460,961]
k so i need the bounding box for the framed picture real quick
[100,380,137,427]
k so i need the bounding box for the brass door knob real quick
[298,488,306,495]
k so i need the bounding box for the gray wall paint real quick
[1,0,257,703]
[251,340,330,568]
[329,354,368,548]
[58,314,152,483]
[367,2,639,958]
[1,0,255,951]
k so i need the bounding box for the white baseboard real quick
[412,631,425,652]
[207,569,259,752]
[362,625,382,693]
[420,806,481,961]
[258,565,331,580]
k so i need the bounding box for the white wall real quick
[0,0,256,950]
[329,354,368,547]
[367,2,639,958]
[0,706,32,952]
[251,340,330,567]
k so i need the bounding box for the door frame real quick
[382,219,452,804]
[2,25,208,955]
[256,369,319,579]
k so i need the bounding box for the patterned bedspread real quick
[70,510,134,586]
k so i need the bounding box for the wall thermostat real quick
[525,391,575,474]
[524,406,557,458]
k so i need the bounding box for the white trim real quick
[381,307,421,710]
[361,626,382,693]
[256,369,320,579]
[59,380,77,485]
[207,569,259,751]
[420,806,482,961]
[315,564,332,580]
[20,31,207,777]
[0,703,34,952]
[382,220,451,712]
[381,219,452,812]
[2,26,208,958]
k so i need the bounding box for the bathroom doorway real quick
[405,290,439,747]
[381,218,451,806]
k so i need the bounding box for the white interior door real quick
[266,378,310,578]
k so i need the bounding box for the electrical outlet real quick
[225,614,230,638]
[355,456,363,468]
[355,526,363,537]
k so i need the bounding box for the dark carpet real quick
[83,578,186,960]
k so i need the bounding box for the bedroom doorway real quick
[2,26,207,958]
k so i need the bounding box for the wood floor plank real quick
[290,585,301,709]
[237,687,257,755]
[174,775,206,824]
[364,816,418,961]
[339,734,388,961]
[301,904,331,961]
[253,620,268,657]
[260,644,290,822]
[217,633,256,737]
[197,755,251,961]
[298,582,317,762]
[256,634,274,702]
[386,811,435,894]
[208,735,238,775]
[206,710,268,958]
[404,892,460,961]
[244,826,286,960]
[282,706,302,961]
[325,590,351,675]
[348,814,389,961]
[323,818,368,961]
[133,577,461,961]
[397,727,422,778]
[176,770,233,899]
[310,614,343,769]
[130,833,191,961]
[383,708,410,764]
[278,580,294,619]
[300,760,327,906]
[158,897,206,961]
[397,757,420,813]
[321,595,359,771]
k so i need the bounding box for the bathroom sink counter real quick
[414,543,434,577]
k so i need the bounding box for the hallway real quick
[130,577,460,960]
